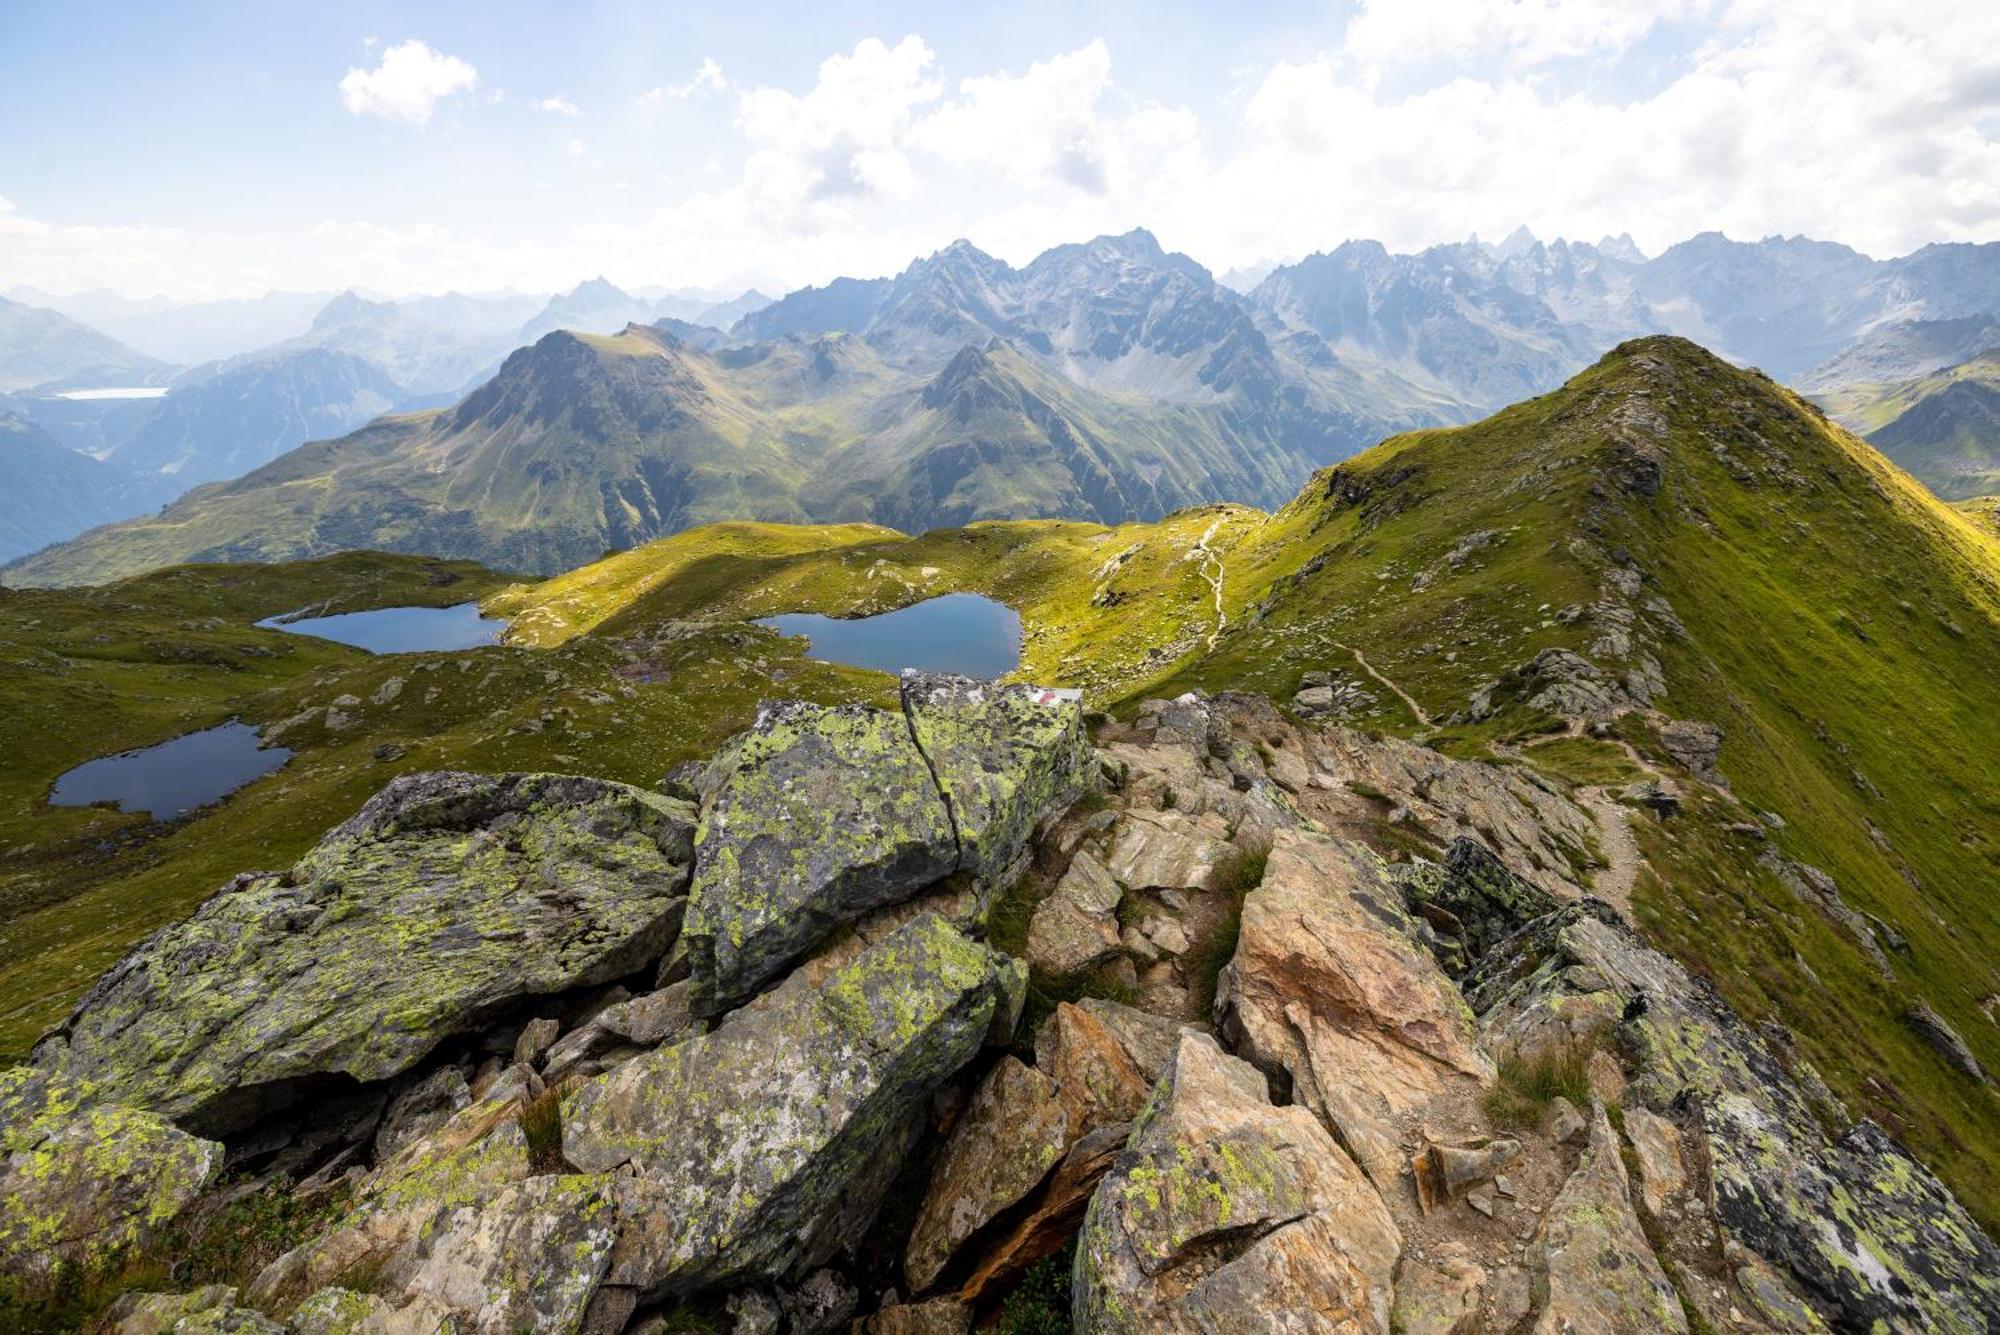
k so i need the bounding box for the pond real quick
[258,602,508,654]
[49,720,292,820]
[757,593,1022,679]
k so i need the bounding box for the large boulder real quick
[1468,902,2000,1331]
[101,1286,284,1334]
[562,912,1023,1302]
[682,701,958,1011]
[899,673,1091,883]
[1217,828,1491,1187]
[0,1067,222,1281]
[1074,1031,1400,1333]
[32,773,695,1133]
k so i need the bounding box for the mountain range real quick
[6,228,2000,581]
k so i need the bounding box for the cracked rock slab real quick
[31,772,695,1134]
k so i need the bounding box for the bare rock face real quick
[683,700,959,1013]
[1074,1031,1400,1333]
[1533,1104,1688,1333]
[1468,901,2000,1331]
[563,912,1023,1302]
[1217,827,1492,1186]
[0,1067,223,1282]
[1025,850,1124,976]
[30,772,695,1135]
[685,678,1089,1012]
[903,1056,1070,1292]
[1034,997,1197,1135]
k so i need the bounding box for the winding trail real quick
[1188,518,1228,650]
[1574,785,1642,919]
[1332,640,1433,727]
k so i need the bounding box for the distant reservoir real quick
[258,602,509,654]
[49,720,291,820]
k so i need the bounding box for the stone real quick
[1467,647,1636,724]
[1659,717,1725,782]
[562,913,1021,1299]
[1621,1105,1688,1215]
[1074,1032,1400,1333]
[1905,1002,1987,1082]
[540,1021,619,1081]
[513,1017,561,1067]
[101,1286,284,1334]
[684,700,958,1011]
[900,673,1092,883]
[867,1296,973,1334]
[777,1267,858,1335]
[1413,1137,1521,1214]
[1103,807,1234,891]
[596,980,696,1047]
[1391,1249,1485,1335]
[954,1123,1127,1303]
[289,1286,457,1333]
[904,1056,1070,1292]
[0,1067,223,1281]
[1033,997,1192,1134]
[1024,851,1124,976]
[33,772,694,1133]
[1532,1104,1687,1333]
[1216,828,1491,1187]
[1399,837,1559,968]
[373,1065,471,1162]
[1466,901,2000,1331]
[727,1289,782,1335]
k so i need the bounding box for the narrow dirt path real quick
[1575,784,1641,919]
[1332,640,1433,727]
[1188,518,1228,650]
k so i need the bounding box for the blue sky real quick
[1,0,1994,299]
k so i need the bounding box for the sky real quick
[1,0,1996,301]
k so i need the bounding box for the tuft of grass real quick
[1483,1045,1594,1130]
[1183,837,1271,1018]
[984,871,1045,960]
[1158,787,1178,810]
[519,1084,569,1173]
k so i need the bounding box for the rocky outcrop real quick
[30,773,695,1133]
[1024,850,1123,976]
[1469,901,2000,1331]
[685,678,1088,1011]
[1218,827,1492,1186]
[1532,1105,1687,1333]
[1074,1031,1400,1332]
[0,1067,223,1281]
[102,1286,284,1334]
[563,912,1023,1301]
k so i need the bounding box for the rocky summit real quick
[5,672,1997,1333]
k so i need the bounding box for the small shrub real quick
[1483,1044,1594,1129]
[1158,787,1178,810]
[991,1245,1074,1334]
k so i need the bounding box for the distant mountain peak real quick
[568,276,628,302]
[311,290,393,330]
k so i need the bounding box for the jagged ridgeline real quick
[4,337,2000,1331]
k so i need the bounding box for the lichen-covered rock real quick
[101,1285,284,1334]
[683,701,958,1011]
[33,772,694,1132]
[1033,998,1195,1135]
[562,912,1022,1300]
[1468,901,2000,1331]
[1217,828,1491,1187]
[901,673,1091,883]
[288,1285,456,1334]
[1533,1105,1687,1334]
[1024,850,1123,976]
[1074,1031,1400,1333]
[1397,837,1558,972]
[904,1056,1069,1292]
[0,1066,222,1281]
[866,1296,973,1334]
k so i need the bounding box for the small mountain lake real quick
[258,602,508,654]
[757,593,1022,679]
[49,720,292,820]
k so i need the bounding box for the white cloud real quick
[338,39,478,125]
[568,137,587,159]
[1344,0,1706,69]
[536,95,580,117]
[637,57,729,107]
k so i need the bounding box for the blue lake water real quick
[757,593,1022,679]
[49,720,292,820]
[258,602,508,653]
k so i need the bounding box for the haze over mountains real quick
[5,226,2000,578]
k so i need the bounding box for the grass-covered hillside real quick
[1816,348,2000,499]
[7,336,2000,1231]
